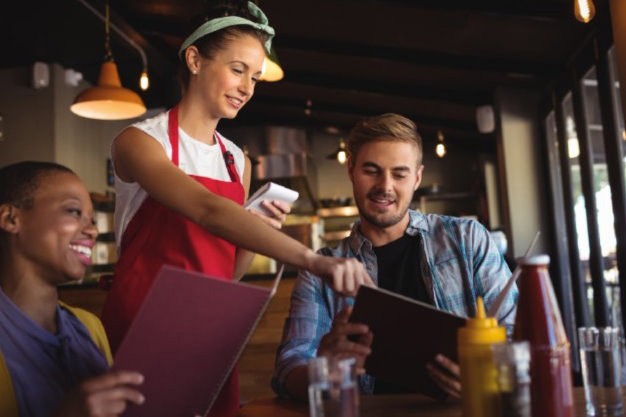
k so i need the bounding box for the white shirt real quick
[112,111,245,248]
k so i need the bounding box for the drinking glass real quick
[308,357,359,417]
[579,326,623,416]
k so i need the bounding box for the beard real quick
[356,189,411,229]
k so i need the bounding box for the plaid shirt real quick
[272,210,517,396]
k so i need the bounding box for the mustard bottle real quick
[458,297,506,417]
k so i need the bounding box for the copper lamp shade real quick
[259,48,284,82]
[70,61,146,120]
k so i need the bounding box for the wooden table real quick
[238,387,592,417]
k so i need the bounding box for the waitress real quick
[100,2,372,416]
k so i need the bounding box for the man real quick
[272,113,517,400]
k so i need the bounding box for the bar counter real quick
[238,387,594,417]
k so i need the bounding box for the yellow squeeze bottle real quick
[458,297,506,417]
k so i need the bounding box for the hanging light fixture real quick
[326,138,348,164]
[259,47,284,82]
[574,0,596,23]
[139,68,150,91]
[70,0,146,120]
[435,130,447,158]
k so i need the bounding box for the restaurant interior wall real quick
[0,63,133,193]
[496,86,551,258]
[0,66,55,165]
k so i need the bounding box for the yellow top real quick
[0,303,112,417]
[458,297,506,345]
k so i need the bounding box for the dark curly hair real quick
[0,161,75,210]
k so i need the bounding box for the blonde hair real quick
[347,113,423,166]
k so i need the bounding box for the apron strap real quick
[215,132,241,183]
[168,105,240,183]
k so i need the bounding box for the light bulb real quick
[337,150,347,164]
[574,0,596,23]
[139,70,149,91]
[568,137,580,159]
[436,143,447,158]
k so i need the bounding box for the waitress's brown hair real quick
[178,0,271,89]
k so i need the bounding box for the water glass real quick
[308,357,359,417]
[492,341,531,417]
[579,326,623,416]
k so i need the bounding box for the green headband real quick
[178,1,275,61]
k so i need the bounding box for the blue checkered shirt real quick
[272,210,517,397]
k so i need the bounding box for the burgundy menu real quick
[112,264,283,417]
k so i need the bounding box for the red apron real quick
[101,106,244,417]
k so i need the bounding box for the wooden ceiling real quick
[0,0,594,150]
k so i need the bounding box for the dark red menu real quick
[349,285,466,397]
[112,264,283,417]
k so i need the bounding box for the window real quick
[580,66,620,324]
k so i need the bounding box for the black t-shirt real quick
[371,233,431,394]
[373,233,429,304]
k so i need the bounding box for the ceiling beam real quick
[254,81,479,123]
[354,0,570,21]
[278,70,493,106]
[248,95,479,132]
[230,102,496,152]
[275,36,560,78]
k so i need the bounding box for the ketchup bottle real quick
[513,254,574,417]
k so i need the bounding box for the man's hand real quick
[53,370,145,417]
[317,306,373,374]
[426,354,461,399]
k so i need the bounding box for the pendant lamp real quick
[326,138,348,164]
[435,130,447,158]
[259,47,284,82]
[70,0,146,120]
[574,0,596,23]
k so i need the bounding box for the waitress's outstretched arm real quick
[112,127,372,296]
[232,156,292,279]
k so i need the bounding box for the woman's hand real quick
[426,354,462,399]
[53,370,145,417]
[247,200,290,229]
[309,254,374,297]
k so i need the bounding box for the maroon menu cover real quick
[348,285,466,397]
[112,264,283,417]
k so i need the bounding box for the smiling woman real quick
[0,161,145,417]
[0,161,97,284]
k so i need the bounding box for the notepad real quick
[349,285,466,397]
[244,182,299,216]
[112,264,284,417]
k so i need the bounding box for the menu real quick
[113,264,283,417]
[349,285,466,397]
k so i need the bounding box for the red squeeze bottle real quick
[513,254,574,417]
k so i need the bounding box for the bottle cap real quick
[458,297,506,345]
[518,254,550,266]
